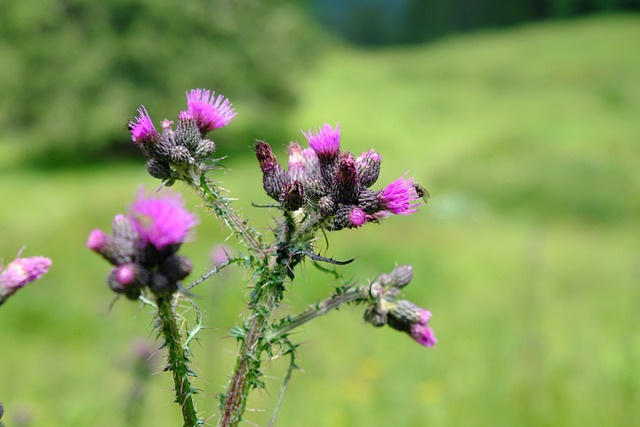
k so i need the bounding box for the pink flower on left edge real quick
[0,256,51,290]
[0,256,51,305]
[130,189,199,250]
[185,89,237,133]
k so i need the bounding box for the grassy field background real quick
[1,14,639,426]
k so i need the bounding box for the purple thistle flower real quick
[130,106,159,144]
[302,124,341,158]
[185,89,236,133]
[410,324,437,348]
[0,256,52,290]
[379,175,422,215]
[130,189,199,250]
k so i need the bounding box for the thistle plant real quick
[89,88,437,427]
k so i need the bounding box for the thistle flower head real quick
[379,175,422,215]
[185,89,236,134]
[302,124,341,158]
[130,189,199,250]
[0,256,51,290]
[129,106,159,144]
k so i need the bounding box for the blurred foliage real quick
[0,0,319,166]
[311,0,640,44]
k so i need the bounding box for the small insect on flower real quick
[413,183,430,203]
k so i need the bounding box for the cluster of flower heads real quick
[129,89,236,183]
[255,124,424,230]
[364,265,437,347]
[87,189,198,300]
[0,254,51,305]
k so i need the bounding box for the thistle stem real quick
[197,174,265,257]
[218,263,285,427]
[269,286,370,339]
[156,295,201,427]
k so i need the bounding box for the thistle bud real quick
[109,263,148,292]
[336,153,360,204]
[363,305,387,327]
[356,149,382,188]
[194,139,216,158]
[332,206,366,230]
[304,177,325,201]
[149,272,177,296]
[280,181,305,211]
[390,265,413,288]
[387,299,427,327]
[160,255,193,282]
[175,115,201,151]
[317,195,337,217]
[255,140,289,201]
[169,145,194,165]
[146,158,173,180]
[385,299,436,347]
[358,189,382,214]
[87,228,133,265]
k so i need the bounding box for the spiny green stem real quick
[156,295,201,427]
[197,174,265,258]
[269,286,370,340]
[268,346,297,427]
[218,261,286,427]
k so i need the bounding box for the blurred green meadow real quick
[1,14,640,427]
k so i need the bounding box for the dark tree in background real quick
[311,0,639,45]
[0,0,317,165]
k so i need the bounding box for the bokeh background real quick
[1,1,639,426]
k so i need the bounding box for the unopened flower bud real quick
[377,273,394,289]
[194,139,216,158]
[356,149,382,188]
[304,177,325,201]
[117,263,149,286]
[108,264,146,300]
[336,153,359,204]
[358,189,382,214]
[387,299,428,326]
[87,228,133,265]
[317,195,336,217]
[332,206,366,230]
[175,116,201,151]
[363,305,387,327]
[149,272,177,296]
[169,145,194,165]
[255,141,289,201]
[385,299,436,347]
[280,181,304,211]
[146,158,173,180]
[390,265,413,288]
[160,255,193,282]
